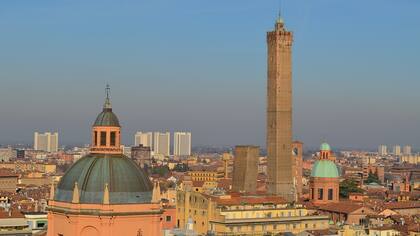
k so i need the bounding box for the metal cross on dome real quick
[106,84,111,99]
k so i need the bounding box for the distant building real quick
[134,131,153,148]
[121,145,131,157]
[392,145,401,156]
[400,155,420,165]
[318,202,376,225]
[34,132,58,152]
[221,153,232,178]
[232,145,259,193]
[174,132,191,156]
[0,162,56,174]
[378,145,387,156]
[403,145,412,155]
[0,147,14,162]
[16,149,25,159]
[131,144,152,168]
[154,132,170,156]
[188,169,223,182]
[0,173,18,192]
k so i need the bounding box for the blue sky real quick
[0,0,419,150]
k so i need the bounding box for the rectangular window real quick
[94,131,98,145]
[318,188,323,200]
[110,132,116,146]
[328,189,333,200]
[100,131,107,146]
[166,216,171,222]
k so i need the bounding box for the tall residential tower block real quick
[34,132,59,153]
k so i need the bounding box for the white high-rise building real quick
[34,132,58,152]
[174,132,191,156]
[153,132,170,156]
[392,145,401,156]
[403,145,412,155]
[134,132,153,148]
[378,145,387,156]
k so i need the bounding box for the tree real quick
[340,179,363,198]
[365,171,380,184]
[173,163,189,172]
[151,166,169,177]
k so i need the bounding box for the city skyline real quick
[1,0,419,149]
[0,2,419,235]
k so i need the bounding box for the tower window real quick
[94,131,98,146]
[318,188,323,200]
[110,131,116,146]
[328,189,333,200]
[100,131,107,146]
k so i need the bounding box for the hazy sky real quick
[0,0,419,150]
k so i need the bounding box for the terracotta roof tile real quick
[384,201,420,210]
[318,202,365,214]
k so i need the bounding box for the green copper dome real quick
[311,160,339,178]
[320,142,331,151]
[93,108,120,127]
[55,153,153,204]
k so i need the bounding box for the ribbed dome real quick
[311,160,339,178]
[93,108,120,127]
[55,153,152,204]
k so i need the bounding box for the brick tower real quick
[266,17,295,202]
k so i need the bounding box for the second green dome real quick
[311,160,339,178]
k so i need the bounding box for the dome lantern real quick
[90,85,122,154]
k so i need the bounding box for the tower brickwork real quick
[266,18,295,202]
[292,141,303,199]
[232,146,259,193]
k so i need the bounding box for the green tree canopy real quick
[365,171,380,184]
[340,179,363,198]
[151,165,170,177]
